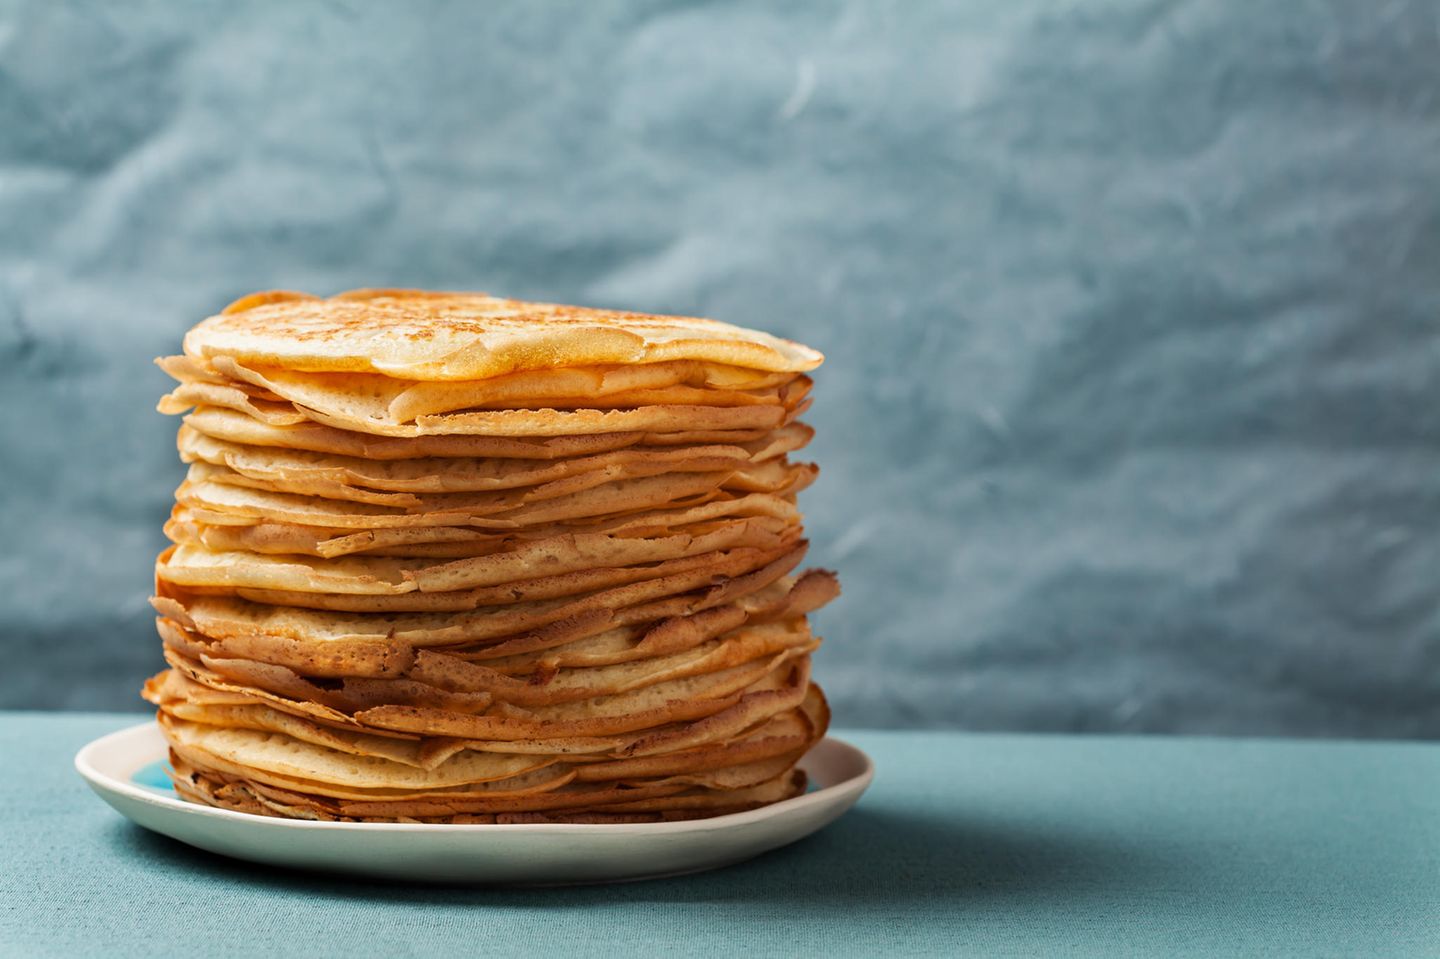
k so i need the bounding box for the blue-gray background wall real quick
[2,1,1437,736]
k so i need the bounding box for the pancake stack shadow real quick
[143,288,838,823]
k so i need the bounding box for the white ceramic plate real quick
[76,721,873,884]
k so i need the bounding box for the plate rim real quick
[76,720,875,835]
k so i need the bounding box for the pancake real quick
[184,289,823,381]
[153,544,813,642]
[176,425,796,494]
[146,288,836,823]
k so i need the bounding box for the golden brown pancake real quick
[183,288,823,381]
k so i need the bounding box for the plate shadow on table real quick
[104,807,1168,916]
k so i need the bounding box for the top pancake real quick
[184,289,824,381]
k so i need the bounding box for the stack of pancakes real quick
[143,289,837,823]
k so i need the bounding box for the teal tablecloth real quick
[1,713,1435,957]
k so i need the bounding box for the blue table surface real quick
[1,712,1435,958]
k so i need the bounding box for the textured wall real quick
[2,1,1437,735]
